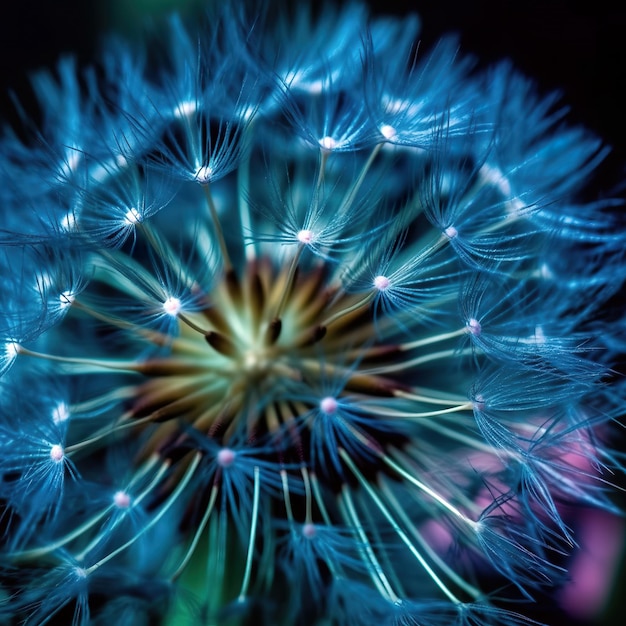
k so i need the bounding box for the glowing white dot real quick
[59,290,75,308]
[60,150,82,177]
[61,212,78,231]
[74,567,88,579]
[194,165,213,184]
[466,318,482,336]
[217,448,236,468]
[319,136,338,151]
[305,80,324,95]
[540,263,553,280]
[162,297,182,317]
[113,490,132,509]
[444,225,458,239]
[174,99,198,119]
[297,229,315,245]
[50,444,64,463]
[320,396,338,415]
[5,342,20,359]
[380,124,397,140]
[239,105,256,122]
[302,523,317,539]
[373,275,391,291]
[52,402,70,424]
[124,208,142,225]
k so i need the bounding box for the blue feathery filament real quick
[0,3,625,625]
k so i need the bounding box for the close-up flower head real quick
[0,1,625,625]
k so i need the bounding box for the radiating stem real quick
[203,183,232,272]
[238,466,260,602]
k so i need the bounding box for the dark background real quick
[1,1,625,624]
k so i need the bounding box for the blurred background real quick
[0,1,625,624]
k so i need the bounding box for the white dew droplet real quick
[320,396,339,415]
[217,448,236,468]
[466,318,482,336]
[174,99,198,119]
[59,290,75,309]
[61,212,78,231]
[373,275,391,291]
[124,207,143,225]
[302,523,317,539]
[163,296,182,317]
[319,136,338,151]
[444,225,458,239]
[297,229,315,245]
[113,490,132,509]
[49,444,65,463]
[540,263,553,280]
[5,341,20,360]
[52,402,70,424]
[59,150,82,178]
[194,165,214,184]
[380,124,397,140]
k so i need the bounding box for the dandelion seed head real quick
[124,207,142,225]
[217,447,236,468]
[319,136,338,151]
[113,490,131,509]
[194,165,214,184]
[466,317,482,335]
[320,396,339,416]
[49,444,64,463]
[444,225,458,239]
[380,124,397,140]
[162,296,182,317]
[59,290,75,308]
[373,275,391,291]
[0,4,623,625]
[296,229,315,245]
[302,523,317,539]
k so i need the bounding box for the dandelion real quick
[0,3,624,625]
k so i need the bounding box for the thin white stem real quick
[337,143,382,217]
[362,347,475,375]
[75,460,171,561]
[17,346,141,373]
[281,469,294,523]
[203,183,232,271]
[321,291,375,327]
[340,448,461,605]
[171,485,218,580]
[238,466,260,603]
[84,455,199,574]
[310,473,332,526]
[361,403,473,419]
[384,450,477,530]
[301,466,313,524]
[380,479,483,600]
[340,485,399,603]
[399,327,467,351]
